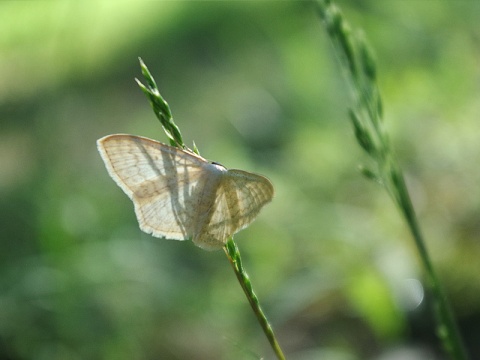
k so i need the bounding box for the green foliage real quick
[136,58,184,149]
[1,1,479,359]
[317,1,468,359]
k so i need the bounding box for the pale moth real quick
[97,134,274,250]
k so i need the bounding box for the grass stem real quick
[315,1,468,359]
[136,58,286,360]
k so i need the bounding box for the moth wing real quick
[97,134,209,240]
[193,169,274,250]
[222,169,274,231]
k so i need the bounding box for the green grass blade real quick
[315,1,468,359]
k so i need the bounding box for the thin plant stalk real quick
[315,1,468,359]
[136,58,286,360]
[224,238,286,360]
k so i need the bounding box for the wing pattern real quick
[97,134,210,240]
[192,169,274,250]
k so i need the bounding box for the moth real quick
[97,134,274,250]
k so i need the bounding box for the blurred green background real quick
[1,1,479,359]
